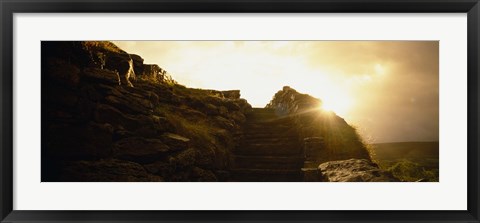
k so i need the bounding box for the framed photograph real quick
[1,0,479,222]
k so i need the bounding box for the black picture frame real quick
[1,0,479,222]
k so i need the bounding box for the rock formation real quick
[318,159,398,182]
[42,41,250,182]
[266,86,371,164]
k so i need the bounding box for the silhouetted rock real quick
[104,54,136,87]
[222,90,241,99]
[266,86,370,163]
[140,64,177,84]
[83,67,121,85]
[114,137,171,163]
[318,159,399,182]
[130,54,145,75]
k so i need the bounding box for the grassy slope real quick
[369,141,439,182]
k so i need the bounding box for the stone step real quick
[229,168,302,182]
[246,112,280,120]
[230,155,303,169]
[230,108,302,181]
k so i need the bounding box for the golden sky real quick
[113,41,439,143]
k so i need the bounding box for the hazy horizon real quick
[113,41,439,144]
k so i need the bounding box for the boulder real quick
[204,103,219,116]
[213,116,235,130]
[104,94,152,115]
[230,111,246,124]
[114,137,171,163]
[60,159,163,182]
[221,90,241,99]
[95,103,140,128]
[318,159,399,182]
[142,64,162,79]
[218,106,229,116]
[236,98,252,113]
[130,54,144,64]
[129,54,144,75]
[104,53,136,87]
[82,67,120,85]
[223,100,241,111]
[121,91,154,110]
[205,89,224,98]
[161,133,190,151]
[152,115,174,132]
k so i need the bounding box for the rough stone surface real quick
[221,90,241,99]
[83,67,121,85]
[172,148,197,168]
[114,137,171,163]
[318,159,399,182]
[161,133,190,151]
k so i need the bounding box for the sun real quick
[320,95,352,118]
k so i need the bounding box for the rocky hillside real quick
[42,41,251,181]
[266,86,371,163]
[42,41,398,182]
